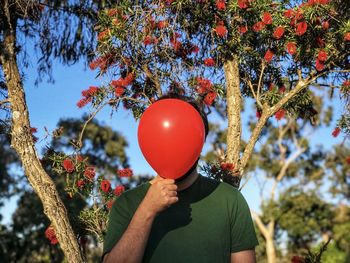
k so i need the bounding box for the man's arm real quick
[231,249,256,263]
[104,178,178,263]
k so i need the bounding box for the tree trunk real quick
[224,58,242,171]
[0,10,84,263]
[266,236,277,263]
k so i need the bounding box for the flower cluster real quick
[45,225,58,245]
[117,168,133,177]
[77,86,99,108]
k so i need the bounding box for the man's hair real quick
[157,92,209,138]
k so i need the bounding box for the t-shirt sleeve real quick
[102,195,131,259]
[230,190,259,253]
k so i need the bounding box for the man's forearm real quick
[104,203,156,263]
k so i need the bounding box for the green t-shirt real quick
[103,175,258,262]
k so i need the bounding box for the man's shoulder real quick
[200,175,240,196]
[121,182,150,200]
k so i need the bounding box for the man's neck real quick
[176,170,199,191]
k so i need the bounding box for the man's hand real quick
[140,177,178,216]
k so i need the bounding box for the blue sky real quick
[1,50,345,226]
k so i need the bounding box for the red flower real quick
[286,42,297,55]
[264,50,274,63]
[84,166,95,180]
[343,80,350,87]
[77,97,92,108]
[45,226,58,245]
[204,92,217,106]
[157,20,167,29]
[317,50,327,62]
[196,77,213,93]
[316,37,325,47]
[170,39,182,51]
[114,185,125,196]
[291,255,305,263]
[275,109,285,120]
[344,32,350,41]
[273,26,285,39]
[101,180,111,193]
[143,35,153,45]
[268,83,275,91]
[252,22,265,32]
[97,30,109,41]
[284,9,294,18]
[204,58,215,67]
[318,0,329,4]
[262,12,273,25]
[296,21,307,36]
[279,85,286,93]
[215,22,227,37]
[220,162,234,171]
[238,25,248,34]
[62,159,74,173]
[117,168,134,177]
[346,156,350,164]
[82,86,98,97]
[332,127,340,137]
[76,155,84,162]
[237,0,248,9]
[107,9,117,17]
[76,179,85,188]
[216,0,226,10]
[322,21,329,30]
[315,59,324,71]
[256,111,262,118]
[115,87,125,97]
[106,199,114,210]
[190,45,200,54]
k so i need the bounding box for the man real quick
[103,94,258,263]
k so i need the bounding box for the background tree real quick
[0,1,118,261]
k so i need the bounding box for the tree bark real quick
[224,58,241,170]
[0,4,84,262]
[265,234,277,263]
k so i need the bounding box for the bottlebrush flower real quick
[190,44,200,54]
[157,20,167,29]
[317,50,327,62]
[238,25,248,34]
[62,159,74,173]
[279,85,286,93]
[332,127,340,137]
[84,166,95,180]
[216,0,226,10]
[107,9,117,17]
[256,111,262,118]
[220,162,234,171]
[170,39,182,52]
[273,26,285,39]
[204,58,215,67]
[344,32,350,41]
[345,156,350,164]
[82,86,98,97]
[106,199,114,210]
[315,37,325,47]
[252,22,265,32]
[117,168,133,177]
[143,35,153,45]
[322,21,329,30]
[97,30,109,41]
[237,0,248,9]
[286,42,297,55]
[114,185,125,196]
[291,256,305,263]
[77,97,92,108]
[264,50,274,63]
[115,87,125,97]
[315,59,324,71]
[76,179,85,188]
[284,9,294,18]
[275,109,285,120]
[45,226,58,245]
[343,80,350,87]
[262,12,273,25]
[196,77,213,93]
[215,22,227,37]
[296,21,307,36]
[204,92,217,106]
[101,180,111,193]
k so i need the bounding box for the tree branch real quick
[251,210,269,238]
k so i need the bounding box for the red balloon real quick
[138,99,205,179]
